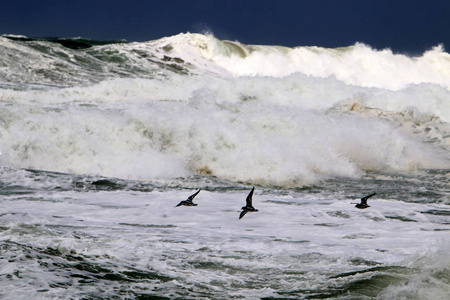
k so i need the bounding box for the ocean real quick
[0,33,449,299]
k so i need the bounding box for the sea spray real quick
[0,74,448,185]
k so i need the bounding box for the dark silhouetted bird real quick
[353,193,376,209]
[239,187,259,219]
[176,189,201,207]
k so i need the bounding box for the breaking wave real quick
[0,33,449,186]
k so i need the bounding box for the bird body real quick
[239,187,259,219]
[353,193,376,209]
[176,189,201,207]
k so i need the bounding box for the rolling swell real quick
[2,35,126,49]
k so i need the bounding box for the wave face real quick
[0,33,449,186]
[2,33,450,89]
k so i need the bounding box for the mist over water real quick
[0,33,449,299]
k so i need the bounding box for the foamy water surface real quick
[0,33,449,299]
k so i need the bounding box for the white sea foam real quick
[1,32,450,299]
[0,72,449,185]
[379,240,450,300]
[154,33,450,90]
[0,186,448,299]
[0,33,450,185]
[2,32,450,90]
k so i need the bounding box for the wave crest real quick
[2,33,450,90]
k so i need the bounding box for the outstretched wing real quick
[246,187,255,207]
[187,189,201,201]
[361,193,376,204]
[239,209,248,219]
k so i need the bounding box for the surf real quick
[2,32,450,89]
[0,32,449,187]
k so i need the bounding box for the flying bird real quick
[175,189,201,207]
[352,193,376,209]
[239,187,259,219]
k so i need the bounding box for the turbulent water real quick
[0,33,449,299]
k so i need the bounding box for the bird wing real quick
[239,210,248,219]
[246,187,255,206]
[187,189,201,201]
[361,193,376,204]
